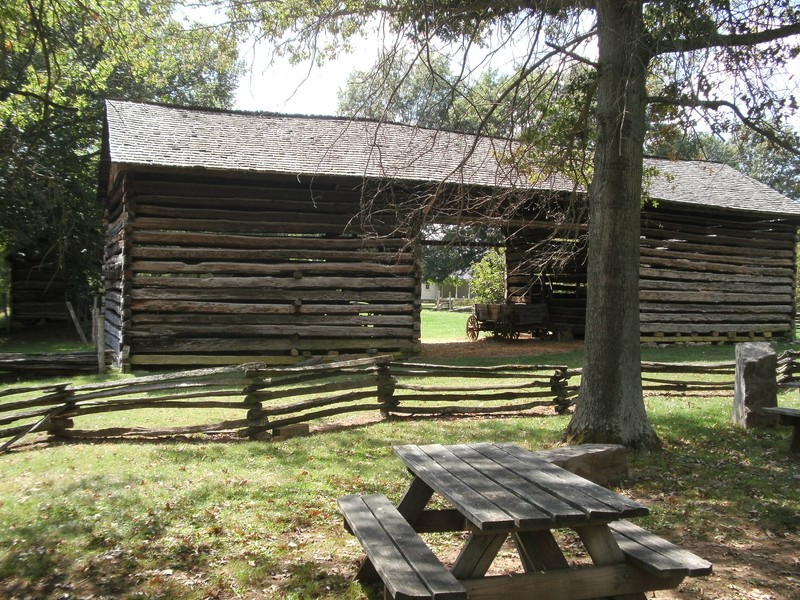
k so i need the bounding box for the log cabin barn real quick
[99,99,800,369]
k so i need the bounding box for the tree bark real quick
[565,0,660,451]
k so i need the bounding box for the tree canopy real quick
[0,0,242,316]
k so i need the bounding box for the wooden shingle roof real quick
[103,99,800,217]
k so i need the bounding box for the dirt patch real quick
[432,532,800,600]
[420,335,583,360]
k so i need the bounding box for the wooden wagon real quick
[466,303,549,341]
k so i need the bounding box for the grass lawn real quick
[420,308,471,342]
[0,311,798,599]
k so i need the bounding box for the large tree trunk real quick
[564,0,660,451]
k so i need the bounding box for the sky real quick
[180,3,379,116]
[231,26,800,130]
[234,38,378,116]
[232,26,536,116]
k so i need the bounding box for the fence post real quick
[776,350,796,385]
[243,376,270,439]
[46,390,77,438]
[377,362,398,417]
[551,367,572,414]
[95,307,107,375]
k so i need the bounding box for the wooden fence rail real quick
[777,349,800,385]
[641,361,735,395]
[0,356,739,452]
[0,351,110,382]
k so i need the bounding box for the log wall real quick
[505,206,797,343]
[506,227,588,339]
[103,171,420,368]
[639,206,797,343]
[103,167,797,367]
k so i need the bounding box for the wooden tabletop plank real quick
[394,443,648,531]
[393,444,515,531]
[492,443,648,519]
[469,443,621,520]
[420,444,558,529]
[451,444,587,526]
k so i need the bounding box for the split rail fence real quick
[0,355,740,453]
[0,351,108,382]
[777,349,800,385]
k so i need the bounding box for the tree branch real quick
[545,40,598,68]
[657,22,800,55]
[648,94,800,156]
[0,88,79,111]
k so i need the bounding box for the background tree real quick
[0,0,241,322]
[736,127,800,200]
[470,249,506,304]
[420,224,501,288]
[219,0,799,449]
[337,52,457,127]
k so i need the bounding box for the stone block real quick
[533,443,628,486]
[733,342,778,429]
[272,423,310,440]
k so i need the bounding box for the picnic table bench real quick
[339,442,712,600]
[762,406,800,452]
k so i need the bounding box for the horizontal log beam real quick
[640,322,790,333]
[640,301,792,314]
[639,290,792,303]
[130,302,416,317]
[130,275,415,290]
[132,246,414,263]
[640,267,792,286]
[130,337,418,353]
[131,260,413,276]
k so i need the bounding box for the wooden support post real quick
[95,306,106,375]
[376,363,398,417]
[551,366,571,414]
[66,301,88,344]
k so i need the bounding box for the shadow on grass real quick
[17,408,568,458]
[633,408,798,534]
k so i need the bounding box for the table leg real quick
[790,422,800,452]
[396,476,434,526]
[513,529,570,572]
[451,532,508,579]
[355,557,380,584]
[576,524,646,600]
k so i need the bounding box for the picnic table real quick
[762,406,800,452]
[339,442,712,600]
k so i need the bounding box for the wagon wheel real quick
[509,330,520,341]
[466,315,480,341]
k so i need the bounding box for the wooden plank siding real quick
[102,171,420,368]
[8,257,71,324]
[639,206,797,342]
[504,205,797,343]
[506,225,588,339]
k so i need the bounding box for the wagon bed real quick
[466,303,549,341]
